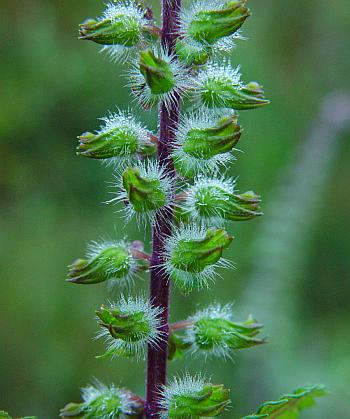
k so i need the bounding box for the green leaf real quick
[241,385,327,419]
[0,413,38,419]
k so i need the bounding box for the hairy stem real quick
[146,0,182,417]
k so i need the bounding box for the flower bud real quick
[96,296,163,359]
[160,374,230,418]
[172,111,240,177]
[186,0,250,46]
[184,304,266,358]
[164,226,233,293]
[77,110,155,164]
[117,162,172,224]
[67,240,145,286]
[60,380,144,418]
[181,176,262,224]
[79,2,145,47]
[195,62,269,110]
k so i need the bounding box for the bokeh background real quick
[1,0,350,417]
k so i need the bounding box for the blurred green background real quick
[1,0,350,417]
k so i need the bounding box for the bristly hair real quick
[162,224,233,293]
[127,48,190,111]
[171,110,237,177]
[96,295,164,360]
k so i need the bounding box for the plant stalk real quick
[146,0,182,417]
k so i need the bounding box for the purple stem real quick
[146,0,182,417]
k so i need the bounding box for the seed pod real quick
[77,110,155,165]
[159,374,231,418]
[115,161,172,225]
[96,296,163,359]
[172,111,241,177]
[194,62,269,110]
[139,49,176,95]
[60,380,144,418]
[67,240,145,286]
[129,49,188,109]
[79,2,145,47]
[164,226,233,293]
[184,0,250,46]
[180,176,262,224]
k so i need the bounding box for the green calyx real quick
[77,127,139,160]
[184,115,241,159]
[194,316,266,352]
[60,395,121,418]
[171,229,233,273]
[67,243,133,285]
[176,40,211,67]
[193,185,262,222]
[188,0,250,45]
[168,384,230,417]
[202,78,269,110]
[169,312,265,359]
[96,305,151,343]
[139,49,176,95]
[60,383,145,418]
[122,167,168,213]
[79,14,141,46]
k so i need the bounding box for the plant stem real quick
[146,0,182,417]
[170,319,194,331]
